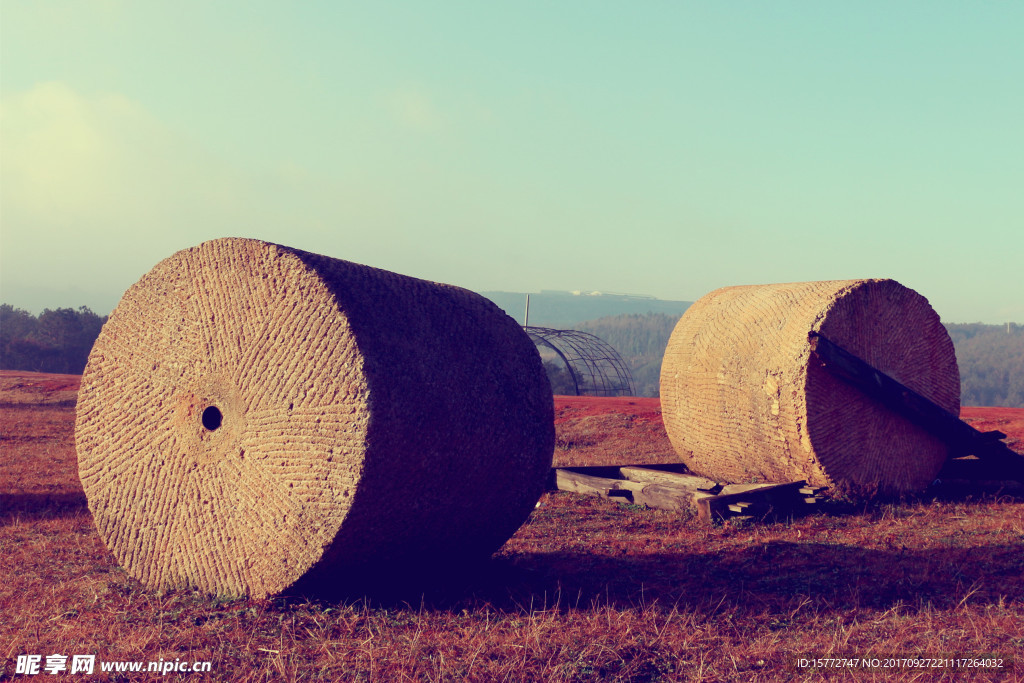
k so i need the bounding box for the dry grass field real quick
[2,370,1024,681]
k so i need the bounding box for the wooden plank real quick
[553,467,823,523]
[695,480,809,523]
[719,482,784,495]
[631,483,712,511]
[546,465,622,490]
[618,466,720,493]
[554,468,716,511]
[809,332,1024,481]
[554,469,646,500]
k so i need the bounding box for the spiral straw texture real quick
[75,238,554,597]
[659,279,959,496]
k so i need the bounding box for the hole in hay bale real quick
[201,406,222,431]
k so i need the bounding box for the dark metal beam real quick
[808,332,1024,481]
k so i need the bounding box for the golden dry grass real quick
[3,374,1024,681]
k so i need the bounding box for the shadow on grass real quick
[0,492,89,523]
[293,539,1024,617]
[488,540,1024,614]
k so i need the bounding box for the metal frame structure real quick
[525,326,636,397]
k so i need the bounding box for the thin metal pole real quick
[524,294,530,328]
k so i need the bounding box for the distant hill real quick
[479,290,692,327]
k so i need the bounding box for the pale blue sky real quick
[2,2,1021,322]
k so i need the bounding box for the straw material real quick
[659,279,959,496]
[75,238,554,597]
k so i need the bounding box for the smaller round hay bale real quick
[659,279,959,496]
[75,238,554,598]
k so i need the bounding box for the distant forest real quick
[1,304,1022,407]
[945,323,1024,408]
[0,305,106,375]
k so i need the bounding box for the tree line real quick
[945,323,1024,408]
[1,304,107,375]
[573,313,679,398]
[1,304,1021,407]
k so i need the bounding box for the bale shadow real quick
[477,540,1024,615]
[0,492,89,524]
[296,539,1024,617]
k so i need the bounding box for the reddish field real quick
[3,371,1024,681]
[553,396,675,467]
[960,407,1024,454]
[553,395,1024,468]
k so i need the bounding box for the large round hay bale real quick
[75,238,554,598]
[659,279,959,496]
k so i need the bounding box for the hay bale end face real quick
[659,279,959,496]
[75,238,554,598]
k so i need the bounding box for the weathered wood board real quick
[810,332,1024,482]
[550,465,826,523]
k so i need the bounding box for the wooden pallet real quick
[549,464,826,523]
